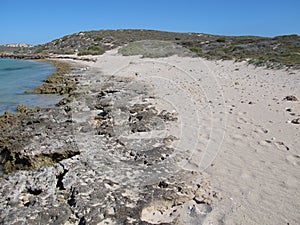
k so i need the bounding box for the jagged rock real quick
[0,107,80,173]
[283,95,298,101]
[140,171,218,224]
[0,65,218,224]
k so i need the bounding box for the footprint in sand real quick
[253,127,268,134]
[274,141,290,151]
[286,155,300,166]
[258,140,273,147]
[230,133,248,141]
[283,175,299,188]
[236,117,248,124]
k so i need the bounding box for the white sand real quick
[77,49,300,224]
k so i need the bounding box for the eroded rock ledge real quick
[0,107,79,172]
[0,65,219,224]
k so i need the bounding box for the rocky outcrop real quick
[26,60,77,95]
[0,65,219,224]
[0,53,45,60]
[0,106,79,173]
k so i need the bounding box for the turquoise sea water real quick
[0,58,64,176]
[0,58,62,115]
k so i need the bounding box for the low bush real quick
[94,37,103,41]
[78,45,105,56]
[190,46,202,54]
[118,40,194,58]
[223,45,244,52]
[216,37,226,42]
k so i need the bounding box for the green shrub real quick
[34,47,44,54]
[216,37,226,42]
[190,46,202,53]
[223,45,243,52]
[94,37,103,41]
[87,45,102,51]
[61,36,68,41]
[78,45,105,56]
[118,40,193,58]
[180,41,193,47]
[77,51,89,56]
[286,45,300,52]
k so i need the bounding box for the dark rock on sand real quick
[291,118,300,124]
[283,95,298,101]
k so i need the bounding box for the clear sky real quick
[1,0,299,45]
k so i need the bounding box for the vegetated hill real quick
[1,29,300,69]
[188,34,300,69]
[32,30,210,55]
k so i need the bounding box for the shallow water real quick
[0,58,62,115]
[0,58,63,176]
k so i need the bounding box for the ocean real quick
[0,58,65,176]
[0,58,62,115]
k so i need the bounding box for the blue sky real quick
[1,0,299,45]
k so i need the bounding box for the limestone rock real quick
[0,65,218,224]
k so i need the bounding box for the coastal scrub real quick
[118,40,194,58]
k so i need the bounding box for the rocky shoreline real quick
[0,59,80,173]
[0,59,218,224]
[29,59,76,96]
[0,53,45,60]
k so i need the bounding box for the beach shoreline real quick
[0,58,83,173]
[74,50,300,224]
[0,50,299,224]
[0,58,75,116]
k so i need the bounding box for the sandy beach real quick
[1,0,299,221]
[0,48,299,224]
[78,49,300,224]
